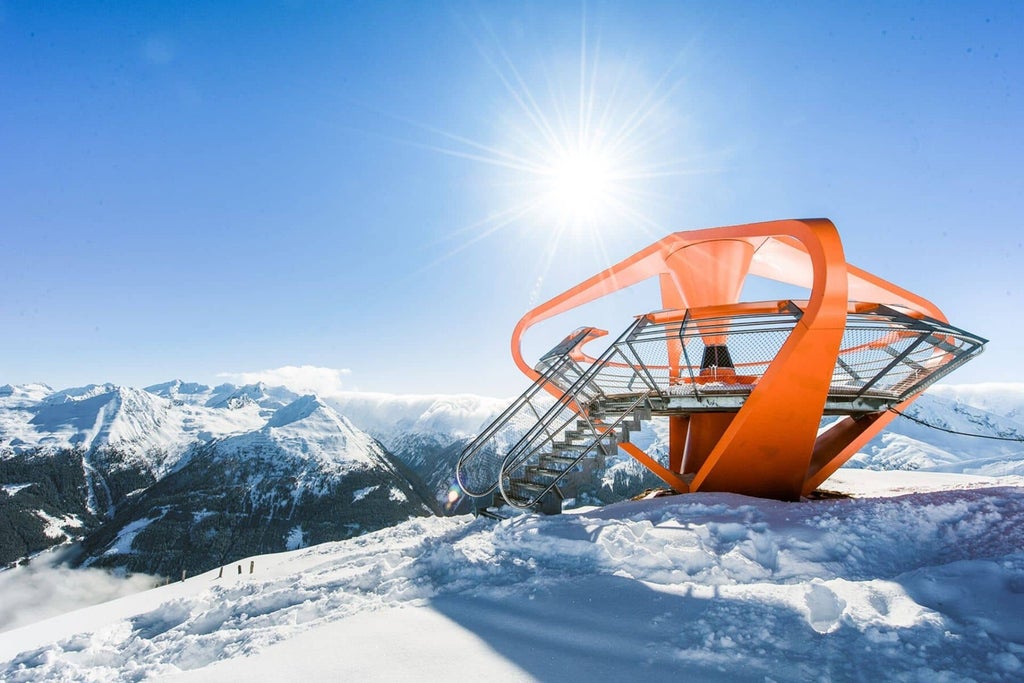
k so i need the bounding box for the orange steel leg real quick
[619,442,690,493]
[668,415,688,473]
[803,412,889,493]
[509,219,950,500]
[682,413,736,475]
[801,395,916,495]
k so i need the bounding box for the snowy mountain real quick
[0,382,265,465]
[0,384,434,573]
[326,391,506,443]
[78,395,434,577]
[3,380,1023,577]
[848,392,1024,476]
[2,469,1022,681]
[325,391,507,508]
[929,382,1024,421]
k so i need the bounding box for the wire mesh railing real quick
[498,392,651,509]
[456,327,604,498]
[587,301,984,405]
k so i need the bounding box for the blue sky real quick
[2,1,1021,396]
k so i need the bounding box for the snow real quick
[0,385,53,405]
[351,486,378,503]
[2,469,1023,681]
[847,392,1024,476]
[204,383,300,413]
[2,483,33,496]
[2,380,1024,679]
[34,511,84,541]
[0,383,265,474]
[929,382,1024,421]
[325,391,507,448]
[215,396,389,481]
[101,515,160,557]
[285,526,305,551]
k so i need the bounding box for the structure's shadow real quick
[429,574,766,682]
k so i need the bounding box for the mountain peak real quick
[207,383,299,412]
[265,395,330,429]
[0,383,54,402]
[144,380,213,400]
[42,383,118,405]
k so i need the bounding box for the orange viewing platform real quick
[457,219,986,510]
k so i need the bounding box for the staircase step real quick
[540,453,578,466]
[561,430,614,446]
[510,480,550,494]
[596,403,651,423]
[525,465,566,478]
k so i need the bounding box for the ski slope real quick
[2,469,1023,681]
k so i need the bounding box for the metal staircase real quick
[456,319,657,516]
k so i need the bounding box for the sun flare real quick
[399,10,702,288]
[543,147,616,225]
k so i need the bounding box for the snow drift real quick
[1,470,1022,681]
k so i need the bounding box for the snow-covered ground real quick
[2,469,1023,682]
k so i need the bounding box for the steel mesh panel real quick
[831,326,913,394]
[588,346,656,396]
[457,392,557,496]
[834,315,985,400]
[667,313,797,397]
[571,308,982,404]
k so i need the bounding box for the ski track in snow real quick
[1,471,1023,682]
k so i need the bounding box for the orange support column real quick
[682,413,736,475]
[668,415,688,473]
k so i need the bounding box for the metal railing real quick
[455,328,598,498]
[498,391,652,509]
[573,301,985,406]
[455,319,651,509]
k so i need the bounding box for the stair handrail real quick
[455,353,575,498]
[496,317,648,479]
[497,391,653,509]
[455,328,600,497]
[494,318,652,502]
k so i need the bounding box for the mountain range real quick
[2,380,1022,578]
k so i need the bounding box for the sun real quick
[542,146,616,226]
[390,9,702,287]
